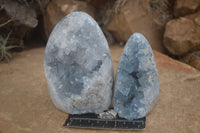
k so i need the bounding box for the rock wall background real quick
[0,0,200,70]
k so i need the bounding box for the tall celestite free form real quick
[113,33,159,120]
[44,12,114,114]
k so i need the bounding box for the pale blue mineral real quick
[44,12,114,114]
[113,33,159,120]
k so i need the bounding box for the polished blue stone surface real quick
[113,33,159,120]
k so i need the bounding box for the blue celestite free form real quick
[113,33,159,120]
[44,12,114,114]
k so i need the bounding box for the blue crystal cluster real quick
[44,12,114,114]
[113,33,159,120]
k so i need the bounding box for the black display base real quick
[64,113,146,130]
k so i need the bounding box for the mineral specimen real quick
[44,12,114,114]
[113,33,159,120]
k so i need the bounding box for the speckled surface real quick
[113,33,159,120]
[44,12,114,114]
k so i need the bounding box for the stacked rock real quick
[44,12,159,120]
